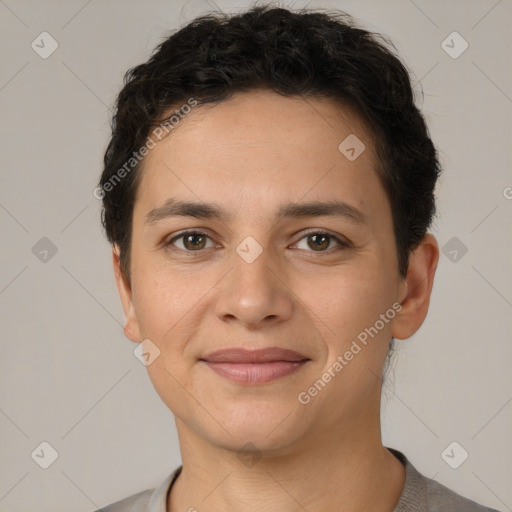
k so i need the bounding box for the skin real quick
[113,89,439,511]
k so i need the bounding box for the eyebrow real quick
[144,198,367,225]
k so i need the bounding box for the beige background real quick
[0,0,511,510]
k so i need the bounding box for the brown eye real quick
[307,233,331,251]
[183,233,207,250]
[293,231,349,253]
[168,231,214,251]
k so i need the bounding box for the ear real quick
[112,245,142,343]
[392,234,439,340]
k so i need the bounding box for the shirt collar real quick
[145,448,417,512]
[147,466,182,512]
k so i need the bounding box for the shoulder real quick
[389,448,501,512]
[90,488,153,511]
[90,466,182,512]
[424,479,501,512]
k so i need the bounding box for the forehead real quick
[134,90,387,222]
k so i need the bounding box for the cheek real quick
[133,268,203,408]
[131,262,200,345]
[301,264,391,323]
[295,261,397,363]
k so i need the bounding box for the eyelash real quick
[166,229,351,255]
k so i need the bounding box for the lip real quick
[202,347,309,363]
[200,347,310,384]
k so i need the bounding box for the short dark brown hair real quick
[99,3,441,284]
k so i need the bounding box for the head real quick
[99,4,440,453]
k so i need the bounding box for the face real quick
[114,90,436,453]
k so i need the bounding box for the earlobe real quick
[391,234,439,340]
[112,245,142,343]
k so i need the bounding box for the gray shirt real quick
[93,448,500,511]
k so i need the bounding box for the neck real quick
[168,396,405,511]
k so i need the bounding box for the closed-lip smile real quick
[200,347,310,384]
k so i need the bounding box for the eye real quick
[166,229,350,254]
[293,230,350,253]
[167,231,216,252]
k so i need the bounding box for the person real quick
[93,3,500,511]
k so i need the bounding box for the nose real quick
[214,245,294,330]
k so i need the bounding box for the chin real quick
[210,427,302,458]
[204,401,311,454]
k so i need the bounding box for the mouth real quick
[200,347,310,384]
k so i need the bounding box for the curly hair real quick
[99,3,441,285]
